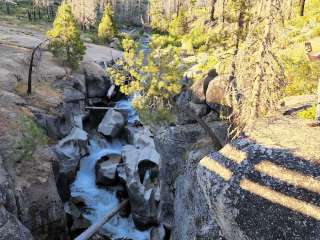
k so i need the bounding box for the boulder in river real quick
[127,181,159,230]
[55,127,89,160]
[98,109,125,138]
[82,61,112,98]
[95,154,122,186]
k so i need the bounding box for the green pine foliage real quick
[16,114,48,162]
[168,9,189,37]
[47,3,86,69]
[98,3,116,43]
[107,37,188,123]
[282,0,320,96]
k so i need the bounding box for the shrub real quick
[298,105,316,120]
[98,3,116,43]
[281,46,319,96]
[47,3,86,69]
[16,114,48,162]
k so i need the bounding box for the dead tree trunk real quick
[175,103,224,149]
[210,0,217,22]
[300,0,306,16]
[75,200,129,240]
[27,39,48,95]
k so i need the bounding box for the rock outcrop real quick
[82,61,112,98]
[98,109,125,138]
[0,206,34,240]
[197,115,320,240]
[120,126,161,230]
[95,154,122,186]
[155,121,228,234]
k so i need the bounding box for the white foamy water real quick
[71,140,149,240]
[71,100,149,240]
[116,99,140,125]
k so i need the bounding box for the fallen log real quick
[75,199,129,240]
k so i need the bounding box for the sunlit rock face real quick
[197,136,320,240]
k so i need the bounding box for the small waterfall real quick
[71,100,150,240]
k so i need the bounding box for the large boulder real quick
[82,61,112,98]
[55,127,89,160]
[14,147,68,240]
[98,109,125,138]
[197,134,320,240]
[34,112,73,140]
[0,155,17,215]
[95,154,122,186]
[127,181,159,230]
[55,127,89,194]
[172,146,221,240]
[190,69,218,104]
[205,75,229,111]
[121,127,161,230]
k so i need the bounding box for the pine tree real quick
[168,8,189,37]
[47,3,86,69]
[98,3,116,43]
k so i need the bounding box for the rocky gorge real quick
[1,23,320,240]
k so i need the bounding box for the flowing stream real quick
[70,99,149,240]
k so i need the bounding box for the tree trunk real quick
[27,39,48,95]
[5,2,10,14]
[175,103,224,149]
[210,0,217,22]
[74,200,129,240]
[316,77,320,123]
[300,0,306,16]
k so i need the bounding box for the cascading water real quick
[71,99,149,240]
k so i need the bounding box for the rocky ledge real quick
[197,113,320,240]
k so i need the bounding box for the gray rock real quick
[110,38,121,49]
[0,206,34,240]
[95,156,121,186]
[127,181,158,230]
[175,91,197,124]
[71,217,91,232]
[197,137,320,240]
[154,122,227,228]
[126,126,154,147]
[14,147,68,240]
[63,87,85,103]
[0,155,17,215]
[190,69,217,104]
[0,90,26,107]
[34,112,72,140]
[150,224,166,240]
[121,128,161,230]
[56,127,89,160]
[205,75,229,111]
[82,61,111,98]
[55,128,89,189]
[98,109,125,138]
[188,102,209,117]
